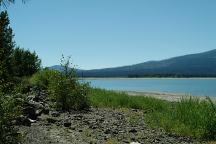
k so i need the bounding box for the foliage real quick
[11,47,41,77]
[0,11,14,93]
[90,88,170,111]
[12,77,33,94]
[30,68,60,89]
[0,93,20,144]
[90,88,216,140]
[0,0,26,7]
[48,56,90,111]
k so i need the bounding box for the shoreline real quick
[80,77,216,80]
[120,90,216,102]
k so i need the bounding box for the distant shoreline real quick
[79,77,216,80]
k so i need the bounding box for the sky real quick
[4,0,216,69]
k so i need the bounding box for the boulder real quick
[15,115,31,126]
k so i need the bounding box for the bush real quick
[30,69,60,89]
[12,77,33,94]
[48,56,90,111]
[0,93,20,144]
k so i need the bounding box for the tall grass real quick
[90,88,171,111]
[90,88,216,140]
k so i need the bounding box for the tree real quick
[0,0,26,7]
[0,11,14,92]
[11,47,41,77]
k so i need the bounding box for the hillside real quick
[50,49,216,77]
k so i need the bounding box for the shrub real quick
[30,69,60,89]
[48,56,90,111]
[12,77,33,94]
[0,93,20,144]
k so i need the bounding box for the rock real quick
[42,108,50,115]
[28,118,37,123]
[15,115,31,126]
[122,140,130,143]
[129,128,137,133]
[104,129,111,134]
[47,117,57,124]
[64,122,72,127]
[112,130,119,134]
[51,111,60,117]
[36,109,43,116]
[23,106,37,120]
[28,100,44,109]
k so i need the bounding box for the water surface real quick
[84,78,216,97]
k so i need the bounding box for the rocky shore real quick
[16,87,201,144]
[19,108,201,144]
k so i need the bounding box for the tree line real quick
[0,11,41,93]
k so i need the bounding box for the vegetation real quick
[0,10,41,143]
[0,11,14,93]
[76,49,216,78]
[90,88,216,140]
[30,68,60,89]
[0,2,215,143]
[0,0,26,7]
[0,93,21,144]
[12,47,41,77]
[48,56,90,111]
[31,56,90,111]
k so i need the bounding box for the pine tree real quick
[12,47,41,77]
[0,11,15,92]
[0,0,26,7]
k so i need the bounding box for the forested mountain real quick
[50,49,216,77]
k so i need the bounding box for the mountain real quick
[50,49,216,77]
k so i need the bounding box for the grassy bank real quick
[90,88,216,140]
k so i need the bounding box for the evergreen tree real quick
[12,47,41,77]
[0,11,14,92]
[0,0,26,7]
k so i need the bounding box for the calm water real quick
[85,78,216,97]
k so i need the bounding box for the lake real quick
[84,78,216,97]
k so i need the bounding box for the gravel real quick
[19,108,201,144]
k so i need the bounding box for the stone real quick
[51,111,60,117]
[129,128,137,133]
[104,129,111,134]
[47,117,57,124]
[23,106,37,120]
[15,115,31,126]
[42,108,50,115]
[64,121,72,127]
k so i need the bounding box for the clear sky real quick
[5,0,216,69]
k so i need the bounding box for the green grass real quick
[90,88,216,140]
[90,88,171,111]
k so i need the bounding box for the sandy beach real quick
[123,90,216,102]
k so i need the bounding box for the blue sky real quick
[6,0,216,69]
